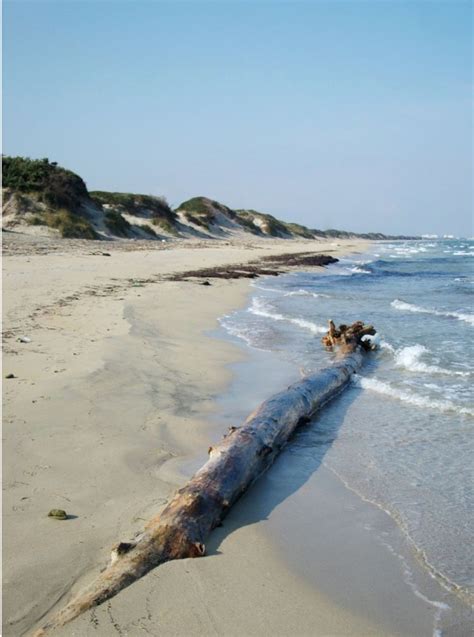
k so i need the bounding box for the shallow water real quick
[220,239,474,600]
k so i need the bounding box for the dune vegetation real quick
[2,156,417,241]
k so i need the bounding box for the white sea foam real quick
[248,298,326,334]
[391,299,474,326]
[331,264,372,276]
[251,283,284,294]
[290,317,328,334]
[392,246,425,255]
[423,382,441,390]
[353,375,474,417]
[284,289,330,298]
[331,266,355,276]
[218,316,261,350]
[394,345,470,377]
[221,323,254,347]
[350,266,371,274]
[380,340,396,353]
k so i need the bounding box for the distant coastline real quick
[2,156,419,242]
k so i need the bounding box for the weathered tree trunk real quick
[33,321,376,636]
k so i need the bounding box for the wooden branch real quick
[33,320,376,636]
[321,320,376,353]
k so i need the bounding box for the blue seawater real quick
[220,239,473,598]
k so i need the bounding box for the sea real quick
[219,238,473,607]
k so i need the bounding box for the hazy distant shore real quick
[3,234,465,636]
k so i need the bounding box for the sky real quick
[3,0,473,236]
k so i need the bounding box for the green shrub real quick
[176,197,211,215]
[2,156,89,212]
[91,191,176,223]
[104,210,131,237]
[182,210,214,229]
[284,222,315,239]
[176,198,216,228]
[258,214,288,237]
[151,217,179,235]
[27,215,45,226]
[235,209,289,237]
[140,224,158,237]
[324,229,351,238]
[234,211,262,235]
[26,209,98,239]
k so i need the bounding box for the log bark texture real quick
[33,321,375,636]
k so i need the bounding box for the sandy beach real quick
[3,235,465,636]
[4,0,472,633]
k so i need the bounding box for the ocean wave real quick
[284,289,330,298]
[251,283,284,294]
[353,375,474,417]
[350,266,372,274]
[392,247,427,255]
[328,264,356,276]
[331,265,372,276]
[394,345,470,377]
[391,299,474,326]
[248,298,326,334]
[218,315,272,352]
[380,340,396,353]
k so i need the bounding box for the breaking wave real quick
[350,266,372,274]
[391,299,474,326]
[353,375,474,417]
[248,298,326,334]
[394,345,470,377]
[251,283,286,294]
[284,289,330,298]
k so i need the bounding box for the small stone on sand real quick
[48,509,67,520]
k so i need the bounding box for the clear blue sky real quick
[3,0,473,236]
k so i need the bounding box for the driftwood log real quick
[322,320,376,352]
[33,320,376,636]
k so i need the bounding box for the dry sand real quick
[3,235,452,636]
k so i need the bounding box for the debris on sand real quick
[47,509,68,520]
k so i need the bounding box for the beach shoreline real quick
[210,268,472,637]
[4,234,467,636]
